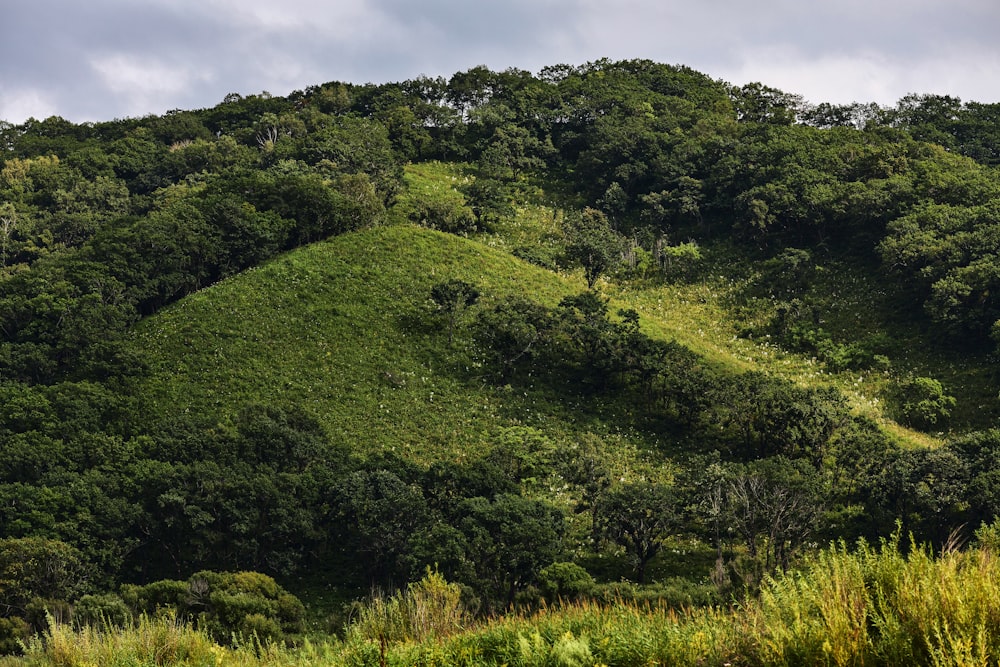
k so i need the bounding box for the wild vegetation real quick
[12,536,1000,666]
[1,59,1000,663]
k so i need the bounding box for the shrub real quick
[194,571,306,643]
[658,241,702,282]
[892,376,957,431]
[538,562,595,603]
[74,593,131,629]
[761,247,814,294]
[0,616,29,656]
[23,597,73,634]
[0,537,92,616]
[119,578,189,616]
[118,571,305,646]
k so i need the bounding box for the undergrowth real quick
[14,537,1000,666]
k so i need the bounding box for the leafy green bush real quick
[119,571,305,646]
[0,537,92,618]
[119,578,189,615]
[537,562,595,603]
[0,616,29,655]
[891,376,957,431]
[409,196,477,234]
[73,593,131,629]
[658,241,703,282]
[194,571,306,644]
[761,247,814,294]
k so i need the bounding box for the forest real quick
[2,59,1000,665]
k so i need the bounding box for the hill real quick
[4,58,1000,658]
[127,214,942,460]
[130,224,591,461]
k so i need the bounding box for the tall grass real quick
[745,536,1000,666]
[129,224,587,463]
[18,537,1000,666]
[344,569,469,646]
[13,612,349,667]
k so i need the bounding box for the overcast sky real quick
[2,0,998,124]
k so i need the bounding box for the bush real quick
[891,376,957,431]
[761,247,814,294]
[408,195,477,234]
[119,578,189,615]
[194,571,306,643]
[0,537,92,615]
[73,593,131,629]
[118,571,305,646]
[345,569,468,645]
[0,616,29,655]
[657,241,702,282]
[974,519,1000,552]
[538,562,595,603]
[23,597,73,634]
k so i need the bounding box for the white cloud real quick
[720,45,1000,106]
[191,0,382,38]
[0,88,59,123]
[1,0,998,123]
[89,54,212,117]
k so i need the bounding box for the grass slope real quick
[131,218,958,464]
[133,157,995,460]
[131,224,598,462]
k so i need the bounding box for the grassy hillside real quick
[131,224,624,462]
[129,220,955,466]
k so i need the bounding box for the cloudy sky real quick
[2,0,998,124]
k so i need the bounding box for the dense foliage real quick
[2,58,1000,657]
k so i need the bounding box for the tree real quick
[594,482,677,583]
[0,537,92,617]
[890,93,962,148]
[457,494,564,607]
[732,83,805,125]
[720,458,823,579]
[879,200,1000,342]
[0,203,16,269]
[472,297,553,381]
[891,376,957,431]
[554,291,617,387]
[564,207,623,288]
[462,174,514,228]
[867,447,969,545]
[714,372,847,460]
[430,279,480,345]
[300,116,403,206]
[333,469,431,584]
[478,124,553,181]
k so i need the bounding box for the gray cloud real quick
[1,0,998,123]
